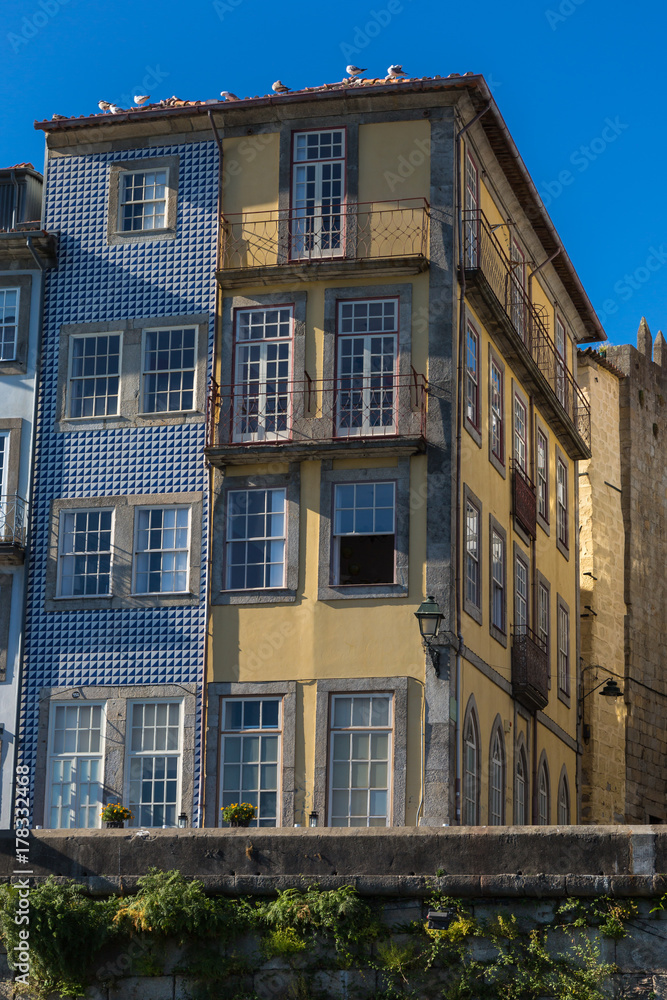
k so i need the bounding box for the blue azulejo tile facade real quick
[22,137,218,828]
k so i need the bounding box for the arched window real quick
[515,742,528,825]
[537,755,550,825]
[558,768,570,825]
[462,700,480,825]
[489,722,505,825]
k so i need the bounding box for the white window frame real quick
[465,322,480,430]
[557,458,568,550]
[558,603,570,695]
[489,728,504,826]
[464,150,479,268]
[491,530,505,634]
[462,709,479,826]
[515,745,528,825]
[132,505,191,595]
[118,167,169,233]
[465,498,481,610]
[510,238,527,341]
[328,692,393,827]
[67,332,123,420]
[0,431,9,499]
[291,129,346,260]
[56,507,114,599]
[225,487,287,591]
[0,287,19,362]
[47,702,106,829]
[555,316,567,408]
[140,326,198,415]
[538,760,549,825]
[490,360,504,462]
[514,393,527,474]
[332,480,396,587]
[538,582,549,654]
[219,696,283,827]
[126,700,182,828]
[536,428,548,522]
[336,298,398,438]
[232,306,294,443]
[514,551,529,634]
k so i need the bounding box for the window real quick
[68,334,121,418]
[462,705,479,825]
[513,394,527,473]
[555,317,567,408]
[515,744,528,825]
[556,458,568,552]
[127,702,181,827]
[333,482,395,585]
[226,488,286,590]
[48,704,104,828]
[0,431,8,498]
[538,582,549,654]
[558,769,570,825]
[220,698,281,827]
[558,602,570,695]
[120,169,167,231]
[465,322,479,430]
[232,307,293,442]
[142,327,196,414]
[489,726,505,825]
[537,758,549,825]
[329,694,392,827]
[336,299,398,437]
[514,550,529,635]
[0,288,18,361]
[57,509,113,597]
[536,429,548,523]
[133,506,190,594]
[464,151,479,268]
[291,129,345,259]
[491,529,505,635]
[490,359,504,464]
[510,239,526,341]
[465,499,481,612]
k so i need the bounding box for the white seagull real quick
[387,64,406,79]
[98,100,111,111]
[109,105,122,115]
[133,95,150,106]
[220,91,240,101]
[346,65,367,77]
[272,80,290,94]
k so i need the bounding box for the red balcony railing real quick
[220,199,430,270]
[511,625,549,713]
[463,210,591,450]
[206,372,427,452]
[511,460,537,539]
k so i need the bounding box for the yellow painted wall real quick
[358,120,431,204]
[222,133,280,215]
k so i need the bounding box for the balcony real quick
[511,460,537,539]
[511,625,549,713]
[217,199,430,287]
[205,372,427,465]
[462,211,591,459]
[0,494,28,563]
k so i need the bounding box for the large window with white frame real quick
[557,458,568,551]
[68,334,121,418]
[515,743,528,825]
[462,705,479,825]
[514,393,527,474]
[133,506,190,594]
[558,601,570,696]
[57,508,114,597]
[329,693,392,827]
[232,307,293,443]
[537,758,549,825]
[490,358,504,464]
[336,298,398,438]
[464,150,479,268]
[555,317,567,409]
[491,528,506,636]
[0,431,9,499]
[514,549,529,636]
[465,498,481,613]
[489,726,505,825]
[47,703,105,829]
[510,238,527,341]
[538,581,550,655]
[127,701,181,827]
[225,487,286,591]
[119,168,168,231]
[536,428,548,523]
[465,322,480,431]
[220,698,282,827]
[141,327,197,414]
[291,129,345,259]
[332,481,395,586]
[0,288,19,361]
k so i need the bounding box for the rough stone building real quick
[578,320,667,823]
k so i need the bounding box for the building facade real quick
[23,112,218,827]
[202,74,603,828]
[0,165,56,827]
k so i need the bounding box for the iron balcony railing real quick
[206,372,427,451]
[0,494,28,549]
[463,210,591,449]
[511,624,549,714]
[220,199,430,270]
[511,459,537,539]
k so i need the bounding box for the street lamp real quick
[579,667,624,742]
[178,812,188,829]
[415,596,443,675]
[309,811,318,828]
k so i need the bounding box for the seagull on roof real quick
[272,80,290,94]
[387,64,406,78]
[98,101,112,111]
[346,65,367,77]
[133,95,150,106]
[220,91,240,101]
[109,105,122,114]
[52,114,67,120]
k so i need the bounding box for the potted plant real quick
[221,802,256,827]
[101,803,132,828]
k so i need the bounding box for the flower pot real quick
[105,821,124,828]
[229,820,250,828]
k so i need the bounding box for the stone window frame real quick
[45,492,202,612]
[557,763,571,825]
[204,681,297,828]
[513,540,531,635]
[488,344,506,479]
[211,466,300,605]
[318,458,410,601]
[33,681,198,829]
[556,593,571,707]
[488,514,507,647]
[463,314,482,447]
[513,731,529,825]
[0,274,31,375]
[535,416,550,536]
[461,693,481,826]
[555,443,570,560]
[107,155,179,246]
[536,570,551,690]
[55,314,209,434]
[462,483,482,625]
[313,675,408,828]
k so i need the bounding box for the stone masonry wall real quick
[607,324,667,824]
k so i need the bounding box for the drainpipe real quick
[454,102,491,824]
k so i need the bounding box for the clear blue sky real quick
[1,0,664,347]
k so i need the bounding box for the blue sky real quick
[1,0,664,347]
